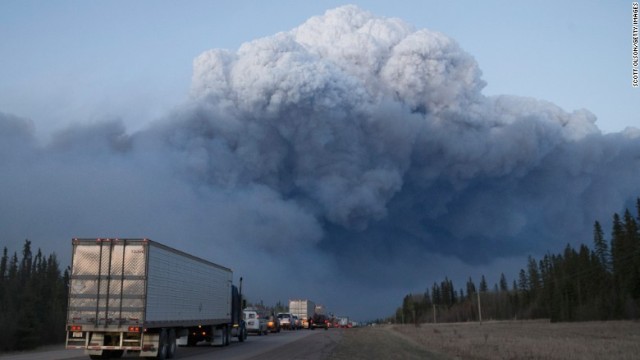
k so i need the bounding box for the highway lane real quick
[0,329,343,360]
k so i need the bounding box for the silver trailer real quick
[289,299,315,329]
[65,238,246,359]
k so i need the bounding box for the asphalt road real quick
[0,329,343,360]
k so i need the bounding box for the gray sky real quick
[1,2,639,321]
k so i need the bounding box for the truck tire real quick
[222,326,230,346]
[166,329,177,359]
[157,329,168,360]
[238,324,246,342]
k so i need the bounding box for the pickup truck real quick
[277,313,295,330]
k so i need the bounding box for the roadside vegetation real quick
[331,321,640,359]
[330,325,447,360]
[0,240,67,352]
[395,199,640,324]
[391,320,640,359]
[2,199,640,353]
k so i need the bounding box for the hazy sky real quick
[1,1,639,321]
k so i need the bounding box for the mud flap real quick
[212,327,225,346]
[140,332,160,357]
[85,333,104,357]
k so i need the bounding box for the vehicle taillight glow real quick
[70,325,82,331]
[128,326,140,332]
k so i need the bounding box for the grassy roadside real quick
[392,320,640,360]
[329,325,450,360]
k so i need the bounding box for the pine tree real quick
[0,247,7,281]
[8,252,18,280]
[499,273,508,292]
[622,209,640,301]
[0,247,6,305]
[517,269,528,292]
[479,275,488,292]
[441,278,452,307]
[431,282,442,305]
[466,277,476,300]
[19,240,32,282]
[611,210,640,316]
[593,221,611,272]
[527,256,541,298]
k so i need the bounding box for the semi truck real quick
[289,299,315,329]
[65,238,247,359]
[338,316,350,328]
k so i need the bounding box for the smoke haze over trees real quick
[397,200,640,323]
[1,5,640,319]
[1,197,638,352]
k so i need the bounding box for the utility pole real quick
[432,304,436,323]
[477,291,483,324]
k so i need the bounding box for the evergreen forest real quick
[0,240,68,352]
[396,199,640,324]
[2,200,640,352]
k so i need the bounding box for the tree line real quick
[2,199,640,350]
[0,240,68,352]
[396,199,640,324]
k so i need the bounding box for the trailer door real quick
[67,239,147,328]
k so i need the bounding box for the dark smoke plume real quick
[1,5,639,319]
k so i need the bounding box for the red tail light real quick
[128,326,140,333]
[70,325,82,331]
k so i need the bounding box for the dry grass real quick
[392,320,640,359]
[330,326,448,360]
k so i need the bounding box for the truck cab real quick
[244,309,268,335]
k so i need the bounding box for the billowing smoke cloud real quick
[1,5,639,319]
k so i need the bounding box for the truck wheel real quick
[238,325,246,342]
[166,329,177,359]
[223,326,230,346]
[157,329,168,360]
